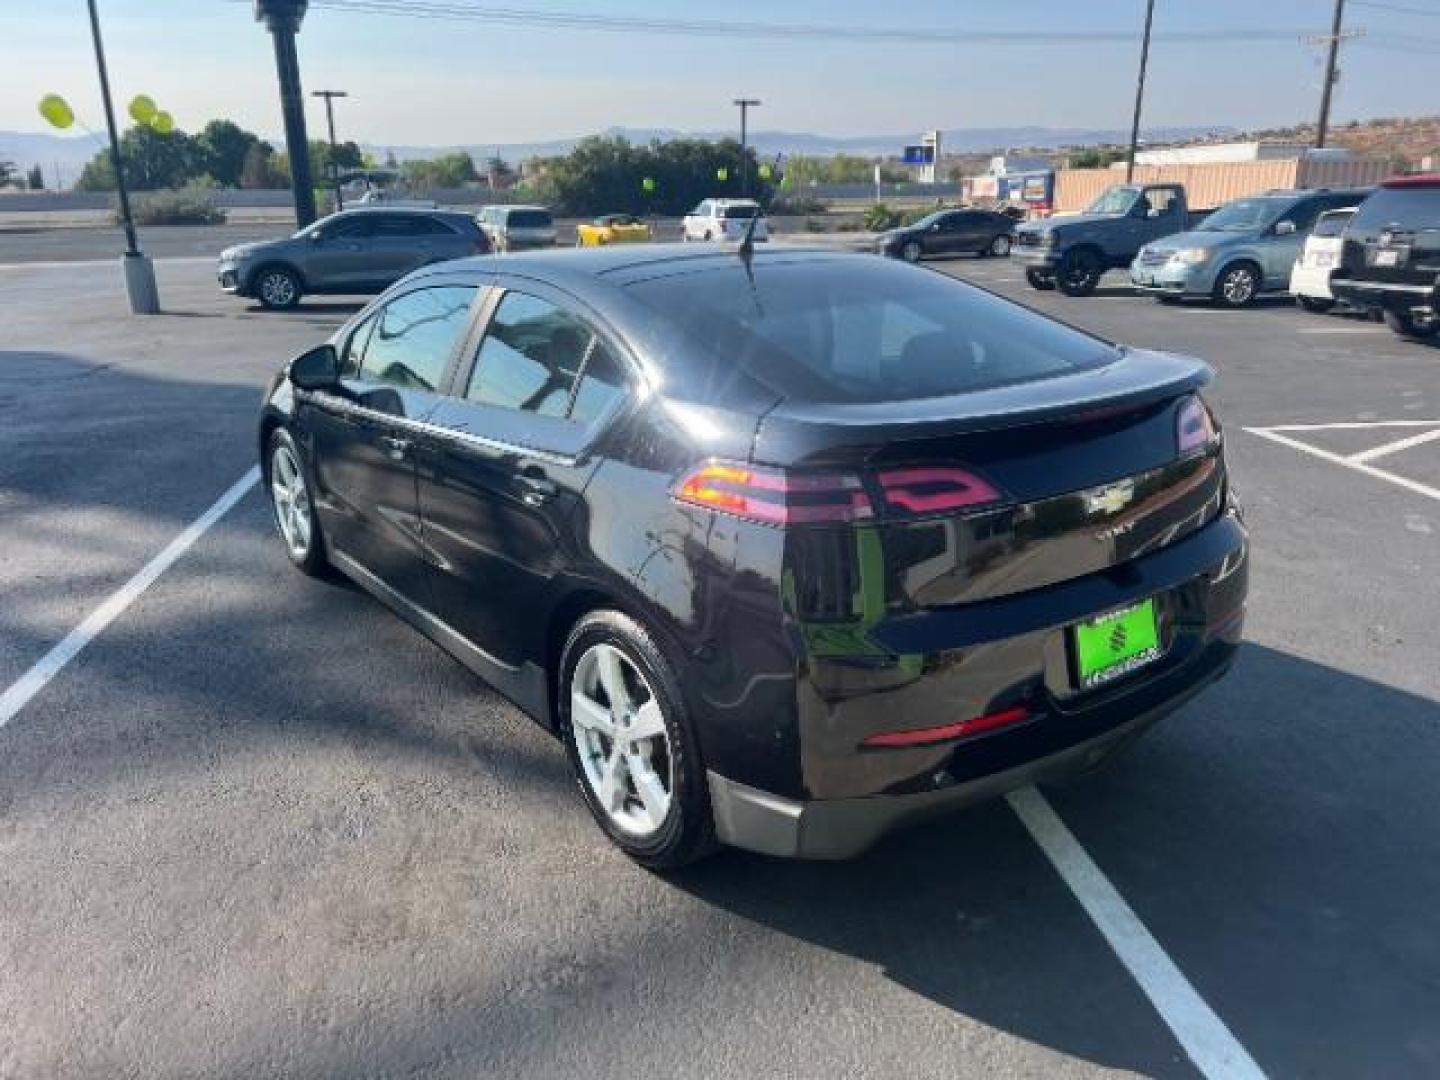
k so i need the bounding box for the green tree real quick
[76,125,198,191]
[401,151,479,191]
[26,164,45,190]
[195,120,267,187]
[536,136,774,216]
[485,155,517,188]
[1067,148,1125,169]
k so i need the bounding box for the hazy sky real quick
[3,0,1438,146]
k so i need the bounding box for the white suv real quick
[683,198,769,243]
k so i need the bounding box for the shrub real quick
[862,203,902,231]
[120,186,227,226]
[768,194,827,216]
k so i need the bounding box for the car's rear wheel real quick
[1055,248,1103,296]
[1025,268,1056,290]
[267,428,327,575]
[254,266,302,311]
[900,240,923,263]
[1383,307,1439,339]
[988,234,1012,257]
[1213,261,1261,308]
[1297,295,1335,313]
[559,610,716,869]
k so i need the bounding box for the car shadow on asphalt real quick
[671,642,1440,1078]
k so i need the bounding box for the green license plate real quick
[1073,599,1162,690]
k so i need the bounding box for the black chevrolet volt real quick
[259,244,1248,867]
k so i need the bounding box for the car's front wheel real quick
[1213,262,1261,308]
[559,610,716,869]
[1055,249,1104,296]
[254,266,302,311]
[900,240,923,263]
[1383,307,1439,340]
[988,234,1012,257]
[267,428,327,575]
[1025,268,1056,290]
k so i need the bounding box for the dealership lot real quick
[1,253,1437,1078]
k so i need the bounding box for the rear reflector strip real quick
[861,705,1032,749]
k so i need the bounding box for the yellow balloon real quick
[150,110,175,134]
[128,95,157,124]
[38,94,75,130]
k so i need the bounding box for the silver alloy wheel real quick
[991,234,1012,256]
[269,443,313,559]
[1220,265,1257,306]
[570,642,673,837]
[901,240,922,262]
[259,270,297,308]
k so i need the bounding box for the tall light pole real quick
[1124,0,1155,183]
[312,89,348,210]
[85,0,158,313]
[255,0,317,227]
[733,98,761,196]
[1315,0,1347,148]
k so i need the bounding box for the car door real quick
[302,284,480,605]
[302,213,378,289]
[366,214,447,286]
[949,211,992,253]
[1264,197,1323,288]
[413,283,634,667]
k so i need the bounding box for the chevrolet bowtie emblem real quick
[1084,479,1136,516]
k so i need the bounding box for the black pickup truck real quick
[1012,183,1206,296]
[1330,175,1440,340]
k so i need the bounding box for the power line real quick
[1351,0,1440,15]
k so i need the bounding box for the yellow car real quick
[576,213,653,247]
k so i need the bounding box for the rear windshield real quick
[1312,209,1353,238]
[508,210,552,228]
[722,205,760,220]
[1350,187,1440,231]
[625,259,1114,404]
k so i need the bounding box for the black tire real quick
[1212,261,1261,308]
[1383,307,1439,340]
[558,610,717,869]
[1025,268,1056,291]
[253,265,302,311]
[1297,295,1335,314]
[1055,248,1104,296]
[900,240,923,263]
[265,427,328,576]
[988,234,1012,257]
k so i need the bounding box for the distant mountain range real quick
[2,123,1238,184]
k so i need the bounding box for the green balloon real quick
[716,167,729,182]
[758,163,773,180]
[642,176,656,192]
[128,94,157,125]
[150,110,175,134]
[38,94,74,130]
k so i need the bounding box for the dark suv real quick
[1331,175,1440,340]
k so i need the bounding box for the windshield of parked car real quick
[1085,187,1140,215]
[626,258,1114,404]
[508,210,552,228]
[1312,210,1354,238]
[722,204,760,219]
[1348,186,1440,231]
[1196,198,1287,232]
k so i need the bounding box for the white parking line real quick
[1008,787,1267,1080]
[1244,427,1440,503]
[0,256,215,271]
[1295,326,1385,335]
[1265,419,1440,432]
[1348,427,1440,464]
[0,467,260,730]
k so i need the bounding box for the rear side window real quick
[373,215,455,237]
[358,286,476,391]
[1349,186,1440,231]
[465,292,626,422]
[625,259,1113,404]
[507,210,552,229]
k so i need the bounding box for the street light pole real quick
[1316,0,1346,148]
[1124,0,1155,184]
[312,89,348,210]
[85,0,159,313]
[733,98,761,197]
[255,0,317,228]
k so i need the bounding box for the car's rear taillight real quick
[861,705,1032,748]
[674,462,874,525]
[1177,395,1219,456]
[674,460,1004,525]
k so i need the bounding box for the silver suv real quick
[217,208,488,310]
[477,205,557,252]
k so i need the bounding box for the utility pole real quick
[1125,0,1155,184]
[255,0,317,227]
[312,89,349,210]
[734,98,761,196]
[86,0,158,313]
[1316,0,1347,148]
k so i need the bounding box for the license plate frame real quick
[1374,248,1403,267]
[1071,598,1163,690]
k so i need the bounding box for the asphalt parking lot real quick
[1,248,1437,1079]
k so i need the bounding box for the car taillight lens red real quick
[674,462,874,525]
[861,705,1031,749]
[1177,395,1219,455]
[675,460,1004,525]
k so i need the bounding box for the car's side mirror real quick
[1275,220,1297,236]
[289,344,339,391]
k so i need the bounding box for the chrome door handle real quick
[517,473,557,506]
[380,435,410,461]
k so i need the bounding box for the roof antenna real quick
[736,207,764,316]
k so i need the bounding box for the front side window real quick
[358,286,477,391]
[1086,187,1139,216]
[320,215,373,240]
[465,292,626,421]
[374,215,454,238]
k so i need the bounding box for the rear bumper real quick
[1331,277,1437,312]
[1011,248,1059,269]
[1289,263,1333,300]
[708,637,1236,860]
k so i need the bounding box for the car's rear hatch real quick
[1339,180,1440,288]
[754,348,1225,613]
